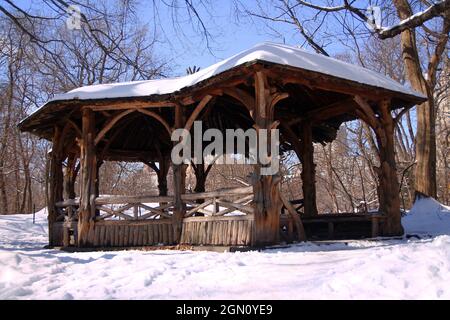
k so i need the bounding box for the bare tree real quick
[233,0,449,201]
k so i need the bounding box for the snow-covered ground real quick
[0,198,449,299]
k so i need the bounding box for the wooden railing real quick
[55,199,78,221]
[95,195,174,221]
[182,186,254,217]
[55,186,254,222]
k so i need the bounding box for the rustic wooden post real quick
[172,103,186,242]
[353,97,403,236]
[299,121,318,216]
[48,126,64,246]
[376,100,403,236]
[77,108,97,246]
[157,153,170,196]
[64,152,78,200]
[251,71,286,246]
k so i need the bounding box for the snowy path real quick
[0,198,449,299]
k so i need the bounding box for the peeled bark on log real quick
[376,100,403,236]
[172,103,186,242]
[48,126,64,246]
[251,71,288,246]
[354,97,403,236]
[64,152,78,200]
[299,122,318,216]
[280,192,306,241]
[78,108,97,246]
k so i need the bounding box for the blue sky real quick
[136,1,345,76]
[10,0,349,76]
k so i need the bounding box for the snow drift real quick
[403,197,450,236]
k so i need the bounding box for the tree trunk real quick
[393,0,437,198]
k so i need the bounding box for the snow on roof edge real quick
[20,42,426,126]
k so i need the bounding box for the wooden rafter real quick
[95,109,135,145]
[184,95,213,132]
[137,108,172,135]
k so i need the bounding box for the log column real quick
[376,100,403,235]
[172,104,186,242]
[48,126,64,246]
[251,71,287,246]
[299,121,318,216]
[145,152,171,196]
[78,108,98,246]
[354,97,403,236]
[157,154,170,196]
[64,151,78,200]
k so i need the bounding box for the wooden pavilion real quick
[19,43,426,249]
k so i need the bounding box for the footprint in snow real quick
[144,269,165,287]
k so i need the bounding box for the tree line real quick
[0,0,448,214]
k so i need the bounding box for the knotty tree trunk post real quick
[48,126,64,246]
[299,121,318,216]
[157,153,170,197]
[172,104,186,242]
[251,71,287,246]
[64,152,78,200]
[354,97,403,236]
[376,100,403,236]
[193,163,207,194]
[193,163,214,204]
[77,108,98,246]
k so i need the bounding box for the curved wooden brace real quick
[268,92,289,119]
[353,96,379,130]
[184,95,213,132]
[95,109,135,145]
[222,88,255,115]
[58,120,81,156]
[99,113,140,159]
[137,109,172,135]
[67,119,82,138]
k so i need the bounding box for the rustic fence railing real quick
[181,186,254,217]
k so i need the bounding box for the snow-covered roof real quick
[46,42,425,103]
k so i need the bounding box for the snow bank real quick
[403,197,450,237]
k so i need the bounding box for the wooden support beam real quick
[279,193,306,241]
[222,87,255,115]
[48,126,64,246]
[86,100,176,111]
[299,121,318,217]
[184,95,213,132]
[95,109,135,145]
[63,152,78,200]
[353,97,403,236]
[78,108,98,246]
[251,71,288,246]
[137,108,172,135]
[172,103,187,242]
